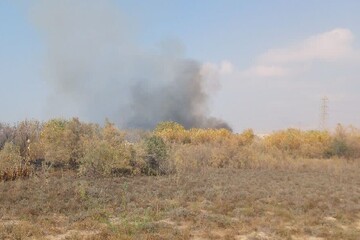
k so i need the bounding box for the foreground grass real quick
[1,163,360,240]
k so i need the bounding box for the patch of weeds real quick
[76,180,89,201]
[169,207,195,220]
[121,182,129,212]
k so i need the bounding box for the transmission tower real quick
[319,96,329,130]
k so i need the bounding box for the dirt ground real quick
[1,166,360,239]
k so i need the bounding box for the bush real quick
[2,117,360,179]
[155,121,185,133]
[0,143,31,181]
[143,135,169,175]
[0,142,23,170]
[40,119,71,167]
[40,118,97,168]
[327,124,360,158]
[154,121,188,143]
[236,129,255,146]
[170,144,212,174]
[78,120,132,176]
[13,120,42,158]
[0,123,15,150]
[264,129,331,158]
[78,139,132,177]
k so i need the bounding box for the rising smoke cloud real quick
[30,0,231,130]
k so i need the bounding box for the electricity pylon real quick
[319,96,329,130]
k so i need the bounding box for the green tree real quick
[144,135,168,175]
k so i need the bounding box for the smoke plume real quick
[31,0,231,130]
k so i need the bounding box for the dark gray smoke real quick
[30,0,231,130]
[128,59,228,129]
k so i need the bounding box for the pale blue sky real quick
[1,1,360,132]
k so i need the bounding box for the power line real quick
[319,96,329,130]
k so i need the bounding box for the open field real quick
[2,120,360,239]
[3,1,360,239]
[1,163,360,240]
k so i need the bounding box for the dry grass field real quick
[2,120,360,239]
[1,161,360,240]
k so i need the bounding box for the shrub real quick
[344,126,360,158]
[40,119,71,167]
[327,124,360,158]
[170,144,212,174]
[154,121,188,143]
[0,142,30,182]
[0,142,23,170]
[102,119,126,147]
[155,121,185,132]
[143,135,169,175]
[299,130,332,158]
[2,117,360,179]
[169,140,258,173]
[188,128,232,144]
[0,123,15,150]
[13,120,42,159]
[78,120,132,176]
[155,123,235,145]
[78,139,132,177]
[264,129,331,158]
[236,129,255,146]
[40,118,97,168]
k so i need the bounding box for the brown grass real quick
[1,160,360,240]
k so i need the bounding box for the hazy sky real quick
[1,0,360,133]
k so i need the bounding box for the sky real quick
[1,0,360,133]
